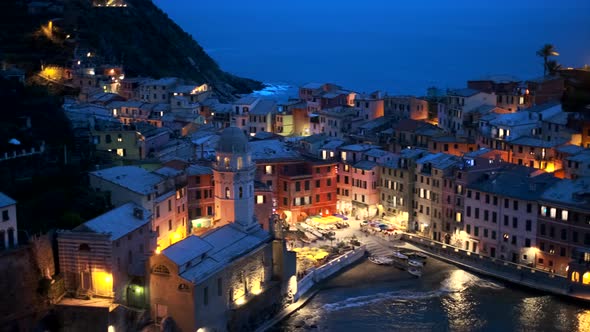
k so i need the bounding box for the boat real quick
[408,267,422,277]
[369,256,394,265]
[408,259,423,267]
[392,251,408,260]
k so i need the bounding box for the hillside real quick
[0,0,263,98]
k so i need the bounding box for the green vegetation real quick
[536,44,559,76]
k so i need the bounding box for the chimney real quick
[133,207,144,219]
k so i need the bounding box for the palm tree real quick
[546,60,562,75]
[536,44,559,76]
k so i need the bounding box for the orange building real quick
[276,159,337,223]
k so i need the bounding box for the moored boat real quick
[392,251,408,260]
[408,259,423,267]
[408,267,422,277]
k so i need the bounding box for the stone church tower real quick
[213,127,257,231]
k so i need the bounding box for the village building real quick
[0,192,18,249]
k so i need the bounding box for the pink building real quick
[463,165,558,264]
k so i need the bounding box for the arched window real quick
[237,157,243,170]
[572,271,580,282]
[153,265,170,275]
[224,157,230,168]
[583,272,590,285]
[225,187,230,199]
[78,243,91,251]
[239,187,243,199]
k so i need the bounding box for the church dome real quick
[217,127,249,154]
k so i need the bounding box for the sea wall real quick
[294,245,366,301]
[401,234,590,302]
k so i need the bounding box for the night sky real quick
[154,0,590,94]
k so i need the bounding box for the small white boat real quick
[408,267,422,277]
[408,259,423,267]
[369,256,394,265]
[392,251,408,260]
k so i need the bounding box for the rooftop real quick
[510,136,566,148]
[153,166,183,178]
[489,111,538,127]
[301,134,327,145]
[162,235,213,266]
[234,96,258,105]
[468,165,559,201]
[250,99,277,115]
[186,164,213,176]
[365,148,389,158]
[541,177,590,207]
[301,82,324,89]
[249,140,300,162]
[75,202,151,240]
[556,145,585,155]
[0,192,16,208]
[177,224,271,284]
[567,150,590,163]
[353,160,378,170]
[321,139,345,150]
[339,144,376,152]
[91,166,164,195]
[447,88,481,97]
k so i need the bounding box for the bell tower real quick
[212,127,257,231]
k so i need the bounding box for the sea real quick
[154,0,590,96]
[272,259,590,332]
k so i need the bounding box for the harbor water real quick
[274,258,590,331]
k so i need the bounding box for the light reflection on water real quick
[276,263,590,332]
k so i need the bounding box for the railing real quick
[400,233,590,298]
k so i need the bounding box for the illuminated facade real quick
[57,203,154,306]
[537,178,590,277]
[149,127,296,331]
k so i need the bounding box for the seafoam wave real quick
[323,270,504,312]
[323,290,445,312]
[439,270,504,293]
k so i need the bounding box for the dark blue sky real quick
[154,0,590,94]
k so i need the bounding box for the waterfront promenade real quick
[400,233,590,303]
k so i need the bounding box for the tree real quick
[546,60,562,76]
[536,44,559,76]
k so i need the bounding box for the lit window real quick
[256,195,265,204]
[550,208,557,219]
[341,151,347,161]
[225,187,230,199]
[265,165,272,175]
[455,212,462,222]
[116,148,125,157]
[541,206,547,216]
[562,210,569,221]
